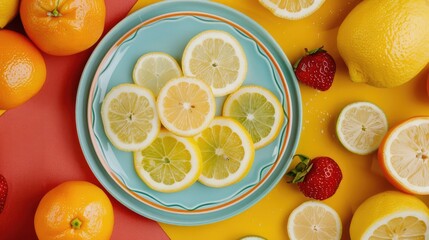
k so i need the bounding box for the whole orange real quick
[20,0,106,56]
[0,29,46,110]
[34,181,114,240]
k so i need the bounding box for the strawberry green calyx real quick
[293,46,326,70]
[286,154,313,183]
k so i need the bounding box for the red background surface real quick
[0,0,170,239]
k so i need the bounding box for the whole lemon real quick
[349,191,429,239]
[337,0,429,88]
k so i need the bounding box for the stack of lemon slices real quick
[101,30,285,192]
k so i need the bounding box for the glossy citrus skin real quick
[0,29,46,110]
[34,181,114,240]
[337,0,429,88]
[20,0,106,56]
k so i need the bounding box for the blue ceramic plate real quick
[76,0,301,226]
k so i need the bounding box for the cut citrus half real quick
[194,117,255,188]
[101,83,160,152]
[223,85,284,149]
[350,191,429,239]
[287,201,342,240]
[132,52,182,96]
[259,0,326,20]
[336,101,388,155]
[156,77,216,137]
[134,129,202,193]
[239,236,267,240]
[181,30,247,97]
[378,116,429,194]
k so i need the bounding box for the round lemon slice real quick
[101,83,160,152]
[132,52,182,96]
[287,201,342,240]
[182,30,247,97]
[223,85,284,149]
[378,117,429,194]
[156,77,216,137]
[134,129,202,193]
[336,101,388,155]
[350,191,429,239]
[194,117,255,188]
[259,0,326,20]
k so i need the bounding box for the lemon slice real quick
[350,191,429,239]
[287,201,342,240]
[134,129,202,193]
[194,117,255,188]
[182,30,247,97]
[336,101,388,155]
[259,0,326,20]
[132,52,182,96]
[101,83,160,152]
[378,117,429,194]
[239,236,267,240]
[223,85,284,149]
[156,77,216,137]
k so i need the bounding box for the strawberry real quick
[293,46,336,91]
[287,154,342,200]
[0,174,7,213]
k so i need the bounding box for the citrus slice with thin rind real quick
[336,101,388,155]
[156,77,216,137]
[194,117,254,188]
[101,83,160,152]
[259,0,326,20]
[181,30,247,97]
[378,116,429,194]
[287,201,342,240]
[134,129,202,193]
[350,191,429,239]
[222,85,284,149]
[132,52,182,97]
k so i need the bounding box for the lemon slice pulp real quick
[132,52,182,96]
[287,201,342,240]
[101,84,160,152]
[194,117,255,188]
[182,30,247,97]
[350,191,429,239]
[259,0,326,20]
[134,129,202,193]
[156,77,216,137]
[336,101,388,155]
[223,85,284,149]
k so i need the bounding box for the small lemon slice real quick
[195,117,255,188]
[259,0,326,20]
[134,129,202,193]
[239,236,267,240]
[350,191,429,239]
[287,201,342,240]
[378,117,429,194]
[336,101,388,155]
[101,84,160,152]
[182,30,247,97]
[156,77,216,137]
[132,52,182,97]
[223,85,284,149]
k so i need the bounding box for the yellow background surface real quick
[130,0,429,239]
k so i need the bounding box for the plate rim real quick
[76,0,302,226]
